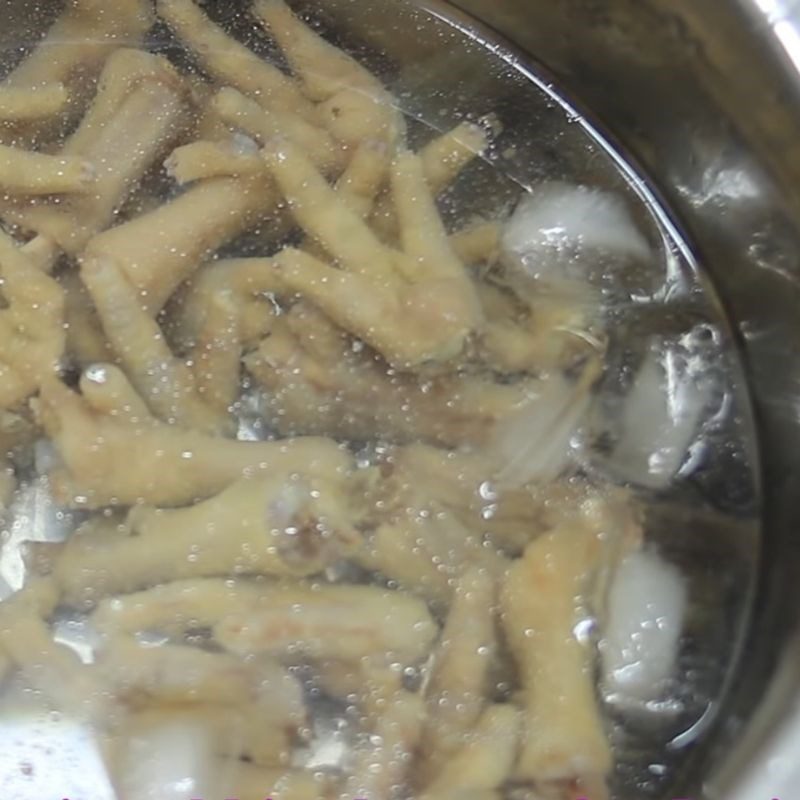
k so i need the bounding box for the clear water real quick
[0,1,761,798]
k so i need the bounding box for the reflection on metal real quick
[752,0,800,24]
[706,633,800,800]
[0,476,80,598]
[754,0,800,69]
[774,19,800,72]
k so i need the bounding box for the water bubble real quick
[478,481,498,501]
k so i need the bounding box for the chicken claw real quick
[4,49,190,245]
[263,138,482,368]
[82,173,279,315]
[0,145,94,195]
[500,526,612,798]
[421,704,520,796]
[165,139,265,184]
[214,583,438,665]
[2,49,191,253]
[35,373,352,508]
[2,0,153,122]
[51,469,362,602]
[90,578,271,637]
[0,84,69,124]
[418,567,497,782]
[0,231,65,410]
[81,254,236,433]
[212,86,344,176]
[370,120,492,240]
[253,0,403,147]
[97,638,305,765]
[157,0,316,121]
[344,689,425,800]
[246,303,544,447]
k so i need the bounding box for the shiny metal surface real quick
[440,0,800,796]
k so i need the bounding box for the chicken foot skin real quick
[344,689,425,800]
[35,372,352,508]
[501,526,613,799]
[157,0,316,121]
[0,0,153,146]
[0,85,69,124]
[245,303,540,447]
[0,231,65,411]
[81,254,236,434]
[214,583,438,665]
[81,173,279,315]
[90,578,274,637]
[421,705,520,797]
[418,567,497,782]
[0,144,95,195]
[263,139,482,368]
[253,0,404,149]
[3,49,192,253]
[170,135,387,354]
[97,638,305,765]
[49,470,362,603]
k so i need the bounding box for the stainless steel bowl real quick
[2,0,799,797]
[440,2,800,796]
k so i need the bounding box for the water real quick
[239,5,761,792]
[0,1,761,798]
